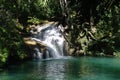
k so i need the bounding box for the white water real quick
[30,22,68,59]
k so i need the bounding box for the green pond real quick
[0,56,120,80]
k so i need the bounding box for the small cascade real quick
[30,22,68,59]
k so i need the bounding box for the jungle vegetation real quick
[0,0,120,66]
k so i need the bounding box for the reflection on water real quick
[0,57,120,80]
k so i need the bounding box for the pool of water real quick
[0,56,120,80]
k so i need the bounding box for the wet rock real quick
[23,37,47,58]
[23,38,46,47]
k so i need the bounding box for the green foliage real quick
[27,17,42,25]
[0,48,8,63]
[0,0,61,66]
[0,7,28,65]
[65,0,120,56]
[0,0,120,66]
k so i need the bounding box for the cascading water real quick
[30,22,68,59]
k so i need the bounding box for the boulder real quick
[23,37,47,58]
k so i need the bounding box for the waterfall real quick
[30,22,68,59]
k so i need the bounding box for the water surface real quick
[0,56,120,80]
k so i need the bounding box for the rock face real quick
[24,38,37,46]
[24,22,69,59]
[24,38,46,47]
[24,38,47,59]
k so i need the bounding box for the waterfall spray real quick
[30,22,68,59]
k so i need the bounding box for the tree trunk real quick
[59,0,71,28]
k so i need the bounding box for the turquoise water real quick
[0,56,120,80]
